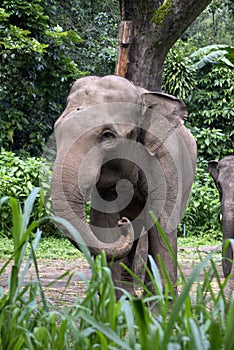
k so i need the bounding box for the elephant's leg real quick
[144,226,177,294]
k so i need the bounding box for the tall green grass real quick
[0,189,234,349]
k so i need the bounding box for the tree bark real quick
[117,0,213,91]
[116,21,133,77]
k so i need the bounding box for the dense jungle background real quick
[0,0,234,239]
[1,2,234,348]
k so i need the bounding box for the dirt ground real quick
[1,245,228,306]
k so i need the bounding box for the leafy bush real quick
[0,0,120,156]
[187,65,234,140]
[179,158,222,240]
[192,127,233,160]
[1,191,234,349]
[0,149,55,236]
[163,41,197,100]
[73,10,119,76]
[190,44,234,70]
[163,43,234,160]
[187,64,234,159]
[0,0,84,156]
[163,43,233,240]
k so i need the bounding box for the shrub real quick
[163,43,234,160]
[162,41,197,100]
[186,64,234,160]
[0,0,84,156]
[192,127,233,160]
[179,158,222,240]
[0,149,55,236]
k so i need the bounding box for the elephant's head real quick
[51,75,194,261]
[208,156,234,276]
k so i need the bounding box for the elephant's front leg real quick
[145,226,177,294]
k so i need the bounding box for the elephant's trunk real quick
[222,206,234,276]
[51,152,134,261]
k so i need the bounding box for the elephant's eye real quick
[99,130,116,143]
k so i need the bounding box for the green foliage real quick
[163,42,197,100]
[184,0,234,47]
[73,9,119,76]
[0,0,84,155]
[43,0,119,76]
[0,191,233,349]
[187,64,234,160]
[193,127,233,160]
[190,44,234,70]
[0,150,43,198]
[187,65,234,130]
[0,149,54,236]
[178,236,219,247]
[163,39,234,241]
[0,149,91,237]
[0,0,120,156]
[163,42,234,160]
[179,158,222,240]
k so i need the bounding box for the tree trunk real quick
[117,0,213,91]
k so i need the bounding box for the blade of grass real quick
[223,292,234,350]
[22,187,40,233]
[19,228,42,287]
[157,254,176,301]
[132,298,152,350]
[78,311,132,350]
[119,261,152,295]
[8,264,19,304]
[10,196,23,265]
[189,318,207,350]
[209,321,223,350]
[150,209,218,347]
[147,255,164,297]
[121,301,136,349]
[29,239,49,311]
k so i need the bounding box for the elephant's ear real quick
[139,92,189,153]
[141,92,188,122]
[208,160,219,182]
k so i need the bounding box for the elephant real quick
[208,156,234,277]
[51,75,197,297]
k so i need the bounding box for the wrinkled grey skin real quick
[208,156,234,277]
[51,75,197,296]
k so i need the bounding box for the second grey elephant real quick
[208,155,234,277]
[51,75,197,296]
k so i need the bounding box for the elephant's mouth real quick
[97,159,139,189]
